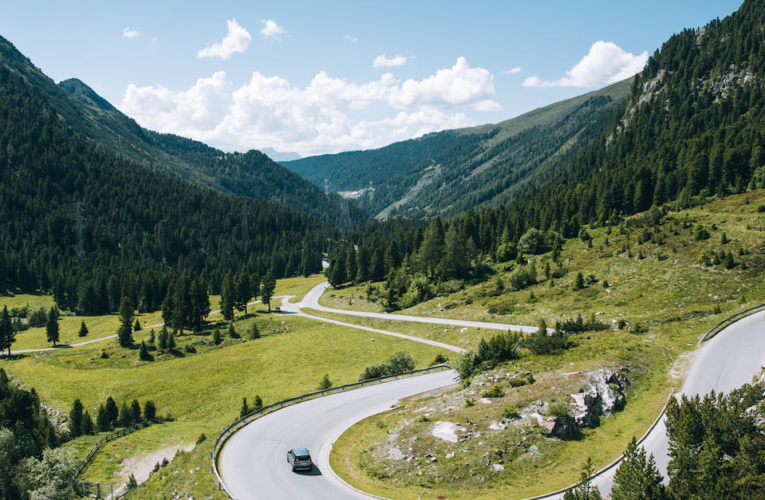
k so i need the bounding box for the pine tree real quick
[144,401,157,421]
[420,218,446,278]
[213,328,222,345]
[148,329,155,345]
[441,224,468,279]
[68,399,84,437]
[228,323,240,339]
[236,271,251,315]
[250,322,260,340]
[253,395,263,410]
[139,341,152,361]
[346,248,358,284]
[133,318,142,331]
[260,270,276,312]
[563,458,602,500]
[574,272,586,290]
[105,396,119,427]
[118,402,133,427]
[0,306,15,356]
[220,271,236,321]
[46,308,59,346]
[318,374,333,390]
[167,330,176,350]
[357,247,371,282]
[78,320,88,338]
[612,437,667,500]
[96,404,110,432]
[190,278,210,330]
[130,400,142,422]
[158,326,168,350]
[81,411,94,435]
[117,296,135,347]
[328,251,347,288]
[240,397,249,418]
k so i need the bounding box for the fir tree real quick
[130,400,142,422]
[574,272,585,290]
[81,411,94,435]
[318,374,333,390]
[118,402,133,427]
[139,341,152,361]
[105,397,119,427]
[133,318,142,331]
[240,397,249,418]
[250,322,260,340]
[96,404,110,432]
[144,401,157,421]
[253,395,263,410]
[213,328,222,345]
[563,458,602,500]
[0,306,15,356]
[228,323,240,339]
[612,437,667,500]
[117,296,135,347]
[236,271,251,315]
[68,399,84,437]
[78,320,89,338]
[220,271,236,321]
[260,270,276,312]
[46,308,59,346]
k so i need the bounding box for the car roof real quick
[293,448,310,455]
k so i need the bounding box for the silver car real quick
[286,448,313,472]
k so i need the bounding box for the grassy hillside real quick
[0,35,361,227]
[324,191,765,498]
[285,79,631,219]
[0,294,447,493]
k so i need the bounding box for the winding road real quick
[219,281,765,500]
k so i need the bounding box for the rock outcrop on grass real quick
[571,369,628,428]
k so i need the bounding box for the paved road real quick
[565,309,765,499]
[219,369,459,500]
[297,282,542,333]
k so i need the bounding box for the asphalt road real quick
[298,282,542,333]
[218,369,459,500]
[221,281,765,500]
[570,309,765,499]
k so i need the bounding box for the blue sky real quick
[0,0,744,156]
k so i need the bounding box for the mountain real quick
[262,148,301,162]
[0,45,329,301]
[284,79,631,219]
[497,0,765,233]
[0,35,361,227]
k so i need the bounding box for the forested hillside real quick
[285,80,631,219]
[326,0,765,310]
[502,0,765,231]
[0,35,362,227]
[0,64,326,310]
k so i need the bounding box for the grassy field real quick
[1,303,447,492]
[328,191,765,499]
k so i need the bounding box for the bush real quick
[503,407,521,419]
[547,402,570,419]
[518,228,550,255]
[509,263,538,291]
[430,353,449,366]
[509,377,528,388]
[358,352,415,381]
[631,323,649,334]
[483,385,505,398]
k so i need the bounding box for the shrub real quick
[518,228,550,255]
[503,407,521,419]
[509,377,528,388]
[483,385,505,398]
[318,374,333,390]
[358,352,415,381]
[631,322,649,334]
[547,402,570,419]
[430,353,449,366]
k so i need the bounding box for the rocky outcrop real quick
[535,414,579,440]
[571,369,628,428]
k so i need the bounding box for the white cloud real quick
[502,67,522,75]
[197,19,252,60]
[119,57,498,156]
[372,54,408,69]
[123,27,140,39]
[260,19,285,39]
[344,34,358,43]
[523,41,647,88]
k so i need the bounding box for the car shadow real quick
[293,466,322,477]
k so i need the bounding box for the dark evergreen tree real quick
[81,410,94,436]
[117,296,135,347]
[612,437,667,500]
[0,306,14,356]
[78,320,88,338]
[68,399,84,437]
[260,270,276,312]
[220,272,236,321]
[143,401,157,421]
[45,308,59,346]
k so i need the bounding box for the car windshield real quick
[296,454,310,460]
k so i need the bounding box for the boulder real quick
[534,413,579,440]
[571,369,628,428]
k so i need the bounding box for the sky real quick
[0,0,744,157]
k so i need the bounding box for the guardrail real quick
[74,421,152,479]
[211,364,453,499]
[524,301,765,499]
[698,302,765,344]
